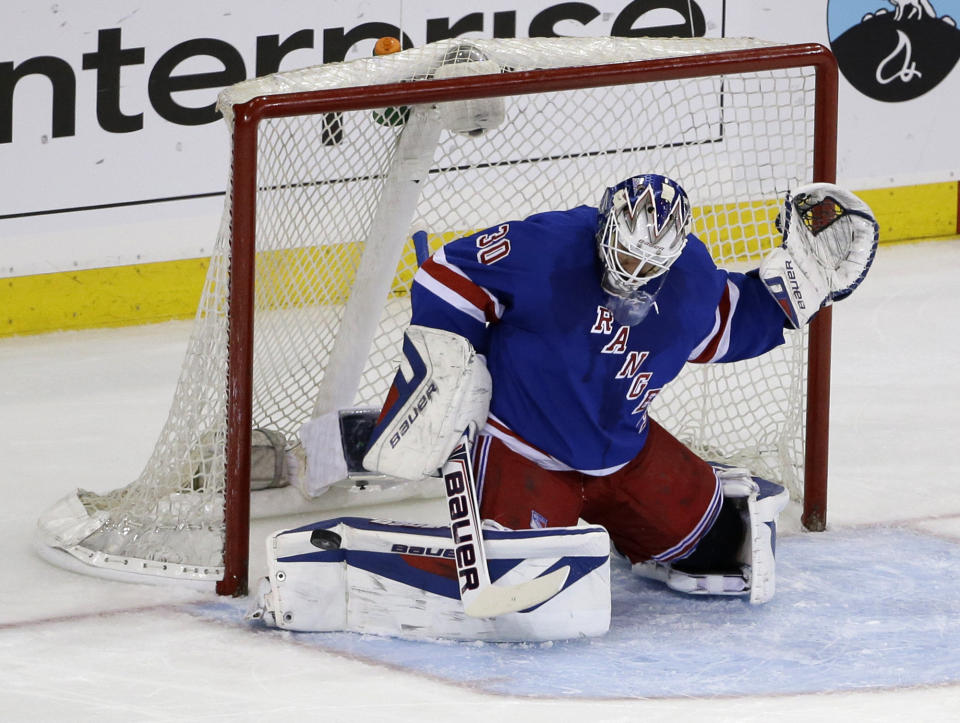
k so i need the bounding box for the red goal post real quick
[35,37,839,598]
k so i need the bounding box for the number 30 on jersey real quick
[476,224,511,265]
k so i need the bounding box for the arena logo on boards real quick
[827,0,960,101]
[0,1,714,146]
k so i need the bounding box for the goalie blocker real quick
[296,325,491,497]
[363,325,492,481]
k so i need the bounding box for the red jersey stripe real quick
[690,282,732,363]
[420,257,500,323]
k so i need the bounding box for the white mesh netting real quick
[36,36,821,584]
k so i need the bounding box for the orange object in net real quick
[374,36,402,56]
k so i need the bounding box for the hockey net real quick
[36,36,838,594]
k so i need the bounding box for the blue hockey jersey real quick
[410,205,786,474]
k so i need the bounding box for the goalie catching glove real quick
[760,183,879,328]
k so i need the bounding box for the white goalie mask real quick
[596,174,692,300]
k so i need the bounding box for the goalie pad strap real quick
[363,325,492,480]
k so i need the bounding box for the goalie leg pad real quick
[362,325,491,481]
[247,517,611,642]
[633,468,789,604]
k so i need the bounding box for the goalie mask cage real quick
[35,37,839,596]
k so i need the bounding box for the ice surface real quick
[225,528,959,699]
[2,240,959,720]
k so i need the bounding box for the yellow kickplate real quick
[3,184,956,338]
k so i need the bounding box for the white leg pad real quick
[247,517,611,642]
[633,468,789,604]
[743,474,790,604]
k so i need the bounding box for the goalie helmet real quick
[596,174,692,300]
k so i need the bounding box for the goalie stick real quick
[443,423,570,617]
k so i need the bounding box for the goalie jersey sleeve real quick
[410,206,786,474]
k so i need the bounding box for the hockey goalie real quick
[251,175,878,642]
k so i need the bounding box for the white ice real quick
[2,239,959,721]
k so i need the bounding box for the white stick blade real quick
[463,565,570,618]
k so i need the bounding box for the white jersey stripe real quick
[414,272,488,324]
[473,434,492,505]
[483,414,630,476]
[688,280,741,363]
[426,246,506,320]
[688,308,721,361]
[711,281,740,361]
